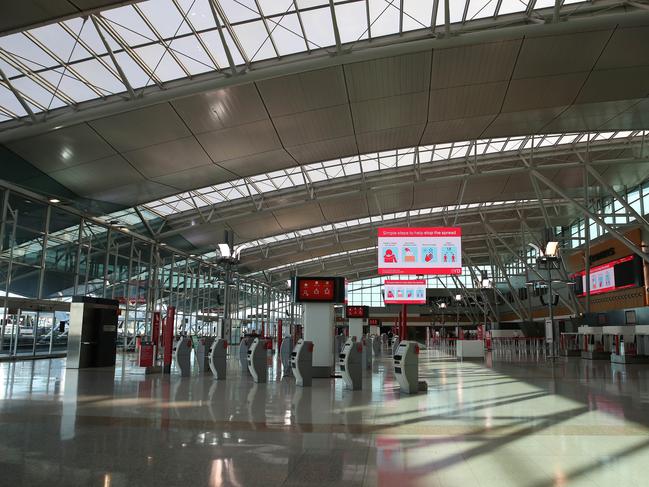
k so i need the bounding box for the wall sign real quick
[378,227,462,275]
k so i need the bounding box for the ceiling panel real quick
[420,115,496,144]
[228,212,283,241]
[196,119,282,162]
[429,81,507,121]
[500,174,534,200]
[89,103,191,152]
[151,163,234,191]
[6,123,115,172]
[543,99,641,133]
[369,186,413,214]
[87,180,174,206]
[272,202,326,231]
[351,92,428,133]
[483,106,566,138]
[49,154,143,197]
[319,193,369,221]
[344,51,432,102]
[413,180,461,207]
[123,136,212,178]
[513,30,611,79]
[273,104,354,146]
[600,98,649,130]
[256,66,348,117]
[178,222,227,249]
[431,39,521,89]
[576,66,649,104]
[502,72,589,112]
[286,135,358,165]
[596,161,649,189]
[356,124,425,153]
[462,174,509,202]
[217,148,296,178]
[595,25,649,70]
[171,84,268,135]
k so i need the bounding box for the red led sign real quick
[297,279,335,301]
[346,306,369,319]
[368,318,381,326]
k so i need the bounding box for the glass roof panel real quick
[170,35,217,73]
[113,51,150,88]
[0,33,58,70]
[135,44,186,82]
[266,14,305,56]
[137,0,192,38]
[467,0,498,21]
[402,0,433,30]
[299,6,336,49]
[40,69,98,103]
[368,0,400,38]
[233,20,277,61]
[498,0,529,16]
[0,85,28,117]
[177,0,218,30]
[258,0,295,16]
[335,2,369,43]
[10,76,66,110]
[102,6,157,45]
[30,23,87,62]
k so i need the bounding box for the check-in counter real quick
[578,326,610,360]
[456,340,484,359]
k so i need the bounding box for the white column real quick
[303,302,334,377]
[369,324,379,336]
[349,317,364,339]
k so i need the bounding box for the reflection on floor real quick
[1,348,649,487]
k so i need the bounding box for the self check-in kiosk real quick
[334,334,346,356]
[371,336,382,357]
[394,341,427,394]
[280,335,293,376]
[240,336,253,373]
[291,339,314,387]
[195,336,214,374]
[340,338,362,390]
[247,338,269,383]
[392,337,400,356]
[209,338,228,380]
[174,336,192,377]
[362,336,372,369]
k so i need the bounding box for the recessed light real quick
[48,198,61,204]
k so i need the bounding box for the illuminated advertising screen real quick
[383,279,427,305]
[378,227,462,275]
[346,305,369,319]
[292,277,346,303]
[572,255,642,296]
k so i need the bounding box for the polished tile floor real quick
[1,346,649,487]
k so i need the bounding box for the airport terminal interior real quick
[3,0,649,486]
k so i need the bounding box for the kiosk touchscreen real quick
[361,336,372,369]
[195,336,214,374]
[240,337,253,374]
[339,338,362,390]
[291,339,314,387]
[392,337,400,356]
[371,336,382,357]
[247,338,269,383]
[394,341,427,394]
[209,338,228,380]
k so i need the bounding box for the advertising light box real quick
[572,255,642,296]
[378,227,462,275]
[383,280,427,305]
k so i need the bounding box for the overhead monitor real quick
[346,305,369,319]
[383,279,427,305]
[292,277,346,303]
[378,227,462,275]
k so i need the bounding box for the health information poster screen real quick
[378,227,462,275]
[383,280,427,304]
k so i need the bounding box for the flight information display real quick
[378,227,462,275]
[292,277,346,303]
[346,305,369,319]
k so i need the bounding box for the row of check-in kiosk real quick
[172,333,428,394]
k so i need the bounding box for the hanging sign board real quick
[378,227,462,275]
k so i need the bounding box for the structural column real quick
[303,302,334,378]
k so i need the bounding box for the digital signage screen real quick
[292,277,346,303]
[383,279,427,305]
[378,227,462,275]
[572,255,643,296]
[346,305,369,319]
